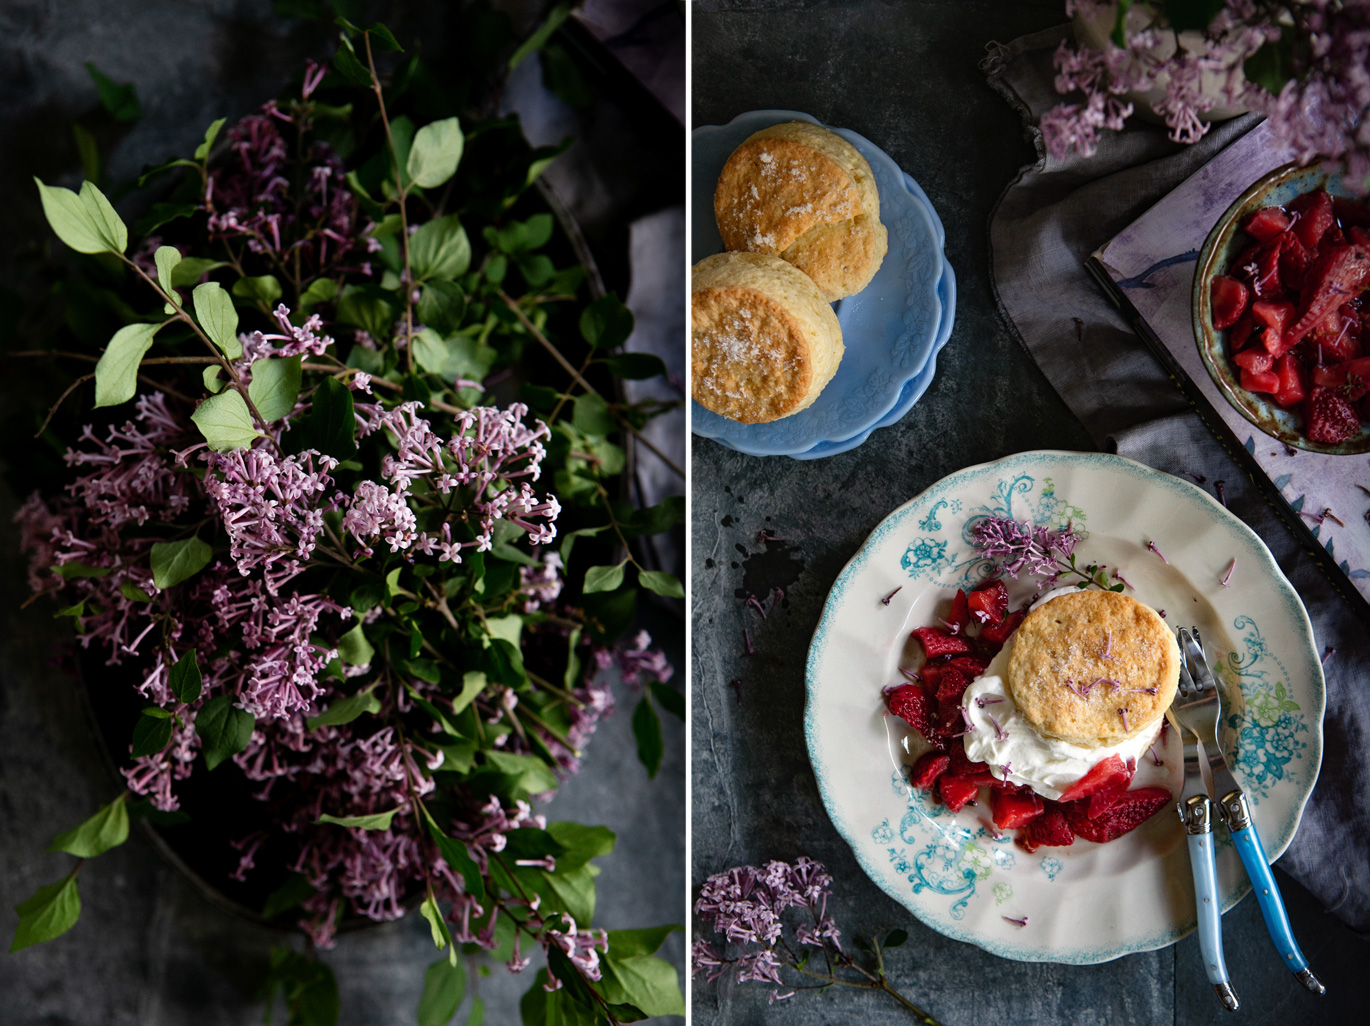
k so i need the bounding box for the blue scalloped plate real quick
[691,110,955,458]
[806,452,1324,962]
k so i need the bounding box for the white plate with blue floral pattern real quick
[805,451,1324,963]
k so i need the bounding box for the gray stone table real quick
[690,3,1365,1024]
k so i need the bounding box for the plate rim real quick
[804,449,1326,963]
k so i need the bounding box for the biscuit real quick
[691,251,844,424]
[1005,590,1179,747]
[714,121,888,302]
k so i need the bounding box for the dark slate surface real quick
[690,2,1365,1024]
[0,2,684,1023]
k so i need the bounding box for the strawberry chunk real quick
[912,626,972,658]
[991,787,1044,830]
[1242,205,1291,243]
[946,655,990,680]
[937,773,980,812]
[979,607,1026,646]
[1017,805,1074,852]
[1305,385,1361,443]
[1253,299,1297,355]
[886,684,933,736]
[1240,367,1281,394]
[1056,754,1134,804]
[917,663,946,693]
[1285,241,1370,346]
[1063,786,1172,843]
[1227,311,1257,352]
[1312,357,1370,401]
[1279,235,1315,291]
[1272,353,1309,408]
[944,589,971,633]
[1305,305,1362,364]
[1210,275,1249,329]
[935,668,971,708]
[1289,189,1334,249]
[1251,238,1286,299]
[946,743,995,784]
[908,750,950,790]
[966,580,1009,626]
[1232,349,1273,374]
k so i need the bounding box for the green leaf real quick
[637,569,683,600]
[545,822,615,871]
[233,274,283,305]
[336,623,375,666]
[79,180,128,253]
[407,117,464,189]
[1110,0,1135,47]
[202,365,225,394]
[571,393,614,437]
[154,246,181,299]
[602,353,667,380]
[1165,0,1225,34]
[52,562,110,579]
[509,2,573,69]
[583,561,626,594]
[336,283,396,339]
[631,694,663,779]
[650,680,684,720]
[168,649,203,704]
[191,389,260,451]
[300,277,340,310]
[579,293,634,350]
[306,684,381,731]
[420,807,484,901]
[134,201,200,237]
[283,376,356,459]
[365,22,404,53]
[599,952,684,1018]
[538,867,597,931]
[10,873,80,953]
[192,281,242,359]
[603,925,680,960]
[450,671,489,716]
[315,806,401,830]
[1244,28,1295,96]
[47,794,129,858]
[410,215,472,281]
[261,873,315,920]
[120,580,153,603]
[85,62,141,121]
[420,893,453,954]
[466,997,484,1026]
[150,536,213,590]
[413,328,449,375]
[248,356,302,422]
[441,336,495,383]
[54,601,85,620]
[195,117,226,161]
[170,257,224,289]
[131,708,174,757]
[519,970,597,1026]
[883,927,909,949]
[482,750,558,800]
[34,178,112,254]
[417,958,465,1026]
[94,322,160,408]
[416,281,468,335]
[195,694,255,770]
[332,33,374,87]
[405,657,442,684]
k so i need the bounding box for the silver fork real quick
[1176,626,1325,996]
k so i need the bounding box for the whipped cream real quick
[960,591,1163,801]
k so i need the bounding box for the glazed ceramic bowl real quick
[1192,161,1370,455]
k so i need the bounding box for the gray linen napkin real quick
[984,25,1370,935]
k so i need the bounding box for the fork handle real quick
[1182,798,1239,1009]
[1229,820,1324,992]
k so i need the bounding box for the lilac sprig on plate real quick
[971,516,1128,593]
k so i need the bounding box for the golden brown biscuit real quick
[1005,590,1179,747]
[691,251,844,424]
[714,121,888,302]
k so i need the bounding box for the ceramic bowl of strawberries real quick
[1194,162,1370,454]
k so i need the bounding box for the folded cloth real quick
[984,24,1370,935]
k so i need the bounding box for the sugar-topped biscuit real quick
[714,121,888,302]
[691,251,843,424]
[1005,590,1179,747]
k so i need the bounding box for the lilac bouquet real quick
[1045,1,1370,190]
[9,14,683,1026]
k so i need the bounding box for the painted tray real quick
[691,109,954,458]
[805,451,1325,963]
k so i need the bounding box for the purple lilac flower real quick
[971,516,1080,578]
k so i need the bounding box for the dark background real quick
[689,2,1366,1024]
[0,1,685,1023]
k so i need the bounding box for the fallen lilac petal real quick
[987,714,1008,741]
[1180,471,1207,483]
[729,679,743,705]
[1099,629,1114,660]
[1111,567,1134,590]
[937,616,961,634]
[1220,558,1236,588]
[1128,686,1158,695]
[1157,608,1167,619]
[1146,540,1169,564]
[757,529,788,545]
[1322,646,1335,667]
[1215,480,1227,507]
[1002,915,1028,927]
[1118,707,1130,732]
[745,594,768,619]
[899,667,921,683]
[743,629,755,656]
[975,696,1003,708]
[980,817,1005,840]
[1147,743,1163,767]
[881,586,902,606]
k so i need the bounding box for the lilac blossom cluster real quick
[970,516,1081,579]
[1045,1,1370,190]
[692,857,839,1003]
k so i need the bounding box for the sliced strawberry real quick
[1313,356,1370,400]
[1242,205,1291,243]
[1285,241,1370,346]
[1056,754,1134,804]
[966,580,1009,626]
[991,787,1044,831]
[946,743,995,784]
[979,607,1027,647]
[911,626,972,658]
[1240,367,1281,394]
[937,774,980,812]
[1063,786,1172,843]
[935,668,971,708]
[933,694,967,741]
[946,655,990,680]
[1305,305,1363,364]
[886,684,933,736]
[1279,234,1315,291]
[1210,275,1249,329]
[1232,349,1273,374]
[1272,352,1309,408]
[944,589,970,633]
[1017,804,1074,852]
[908,750,950,790]
[1227,311,1257,352]
[1305,385,1361,443]
[918,662,947,693]
[1289,189,1334,249]
[1251,238,1286,299]
[1254,299,1298,354]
